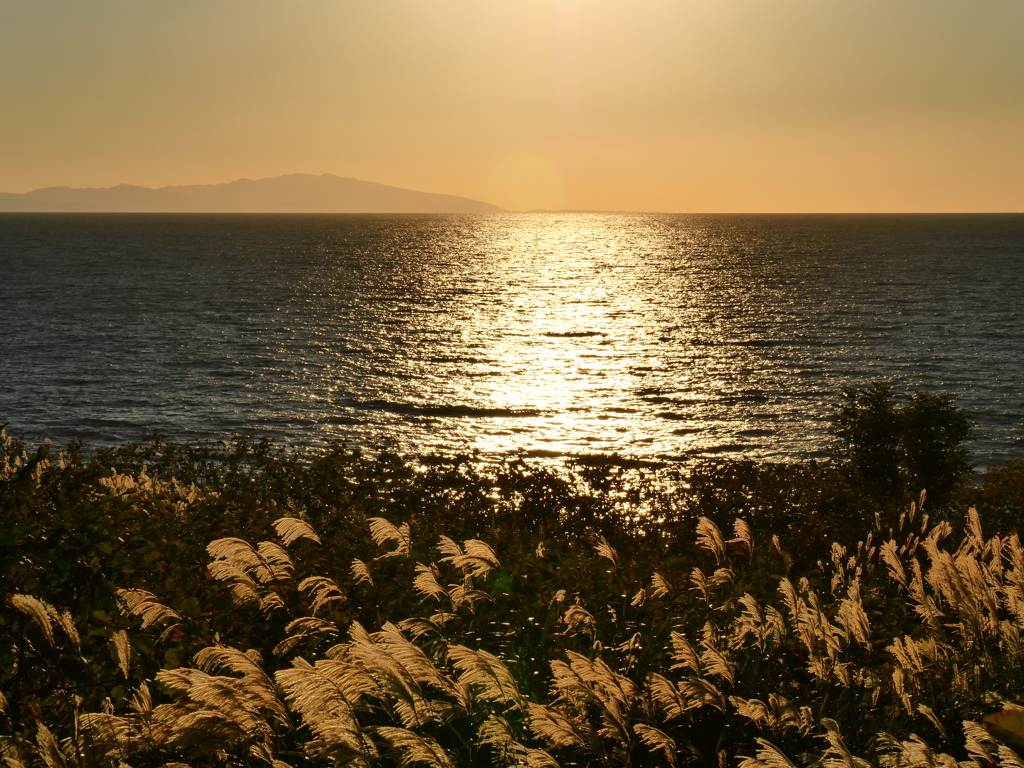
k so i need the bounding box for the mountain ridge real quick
[0,173,504,213]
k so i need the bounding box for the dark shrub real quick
[829,381,974,512]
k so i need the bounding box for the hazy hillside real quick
[0,173,504,213]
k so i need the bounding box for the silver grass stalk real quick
[211,563,285,611]
[413,565,449,602]
[206,536,291,612]
[594,536,618,568]
[701,619,722,650]
[376,623,461,698]
[130,682,153,714]
[998,746,1024,768]
[298,575,345,614]
[593,694,632,754]
[648,673,689,720]
[373,726,454,768]
[442,539,501,579]
[668,632,701,674]
[880,540,908,589]
[351,558,374,586]
[437,535,463,558]
[729,695,807,735]
[1008,534,1024,580]
[34,724,66,768]
[367,517,412,557]
[560,651,637,709]
[398,615,455,639]
[678,676,727,712]
[734,594,765,646]
[303,722,378,767]
[710,567,735,587]
[343,622,462,723]
[907,559,944,629]
[0,736,31,768]
[777,579,801,626]
[52,608,80,656]
[890,666,913,713]
[154,665,284,724]
[150,703,260,760]
[112,630,131,678]
[964,719,1001,766]
[272,516,322,547]
[634,724,677,768]
[276,658,379,762]
[560,605,596,636]
[916,704,949,741]
[737,738,801,768]
[527,703,587,750]
[835,579,871,647]
[206,537,265,570]
[447,645,524,708]
[520,746,562,766]
[478,716,560,768]
[819,718,872,768]
[447,582,490,612]
[255,541,295,579]
[650,572,671,599]
[116,589,183,635]
[731,518,754,555]
[700,643,736,686]
[78,711,129,760]
[278,656,378,715]
[690,567,710,601]
[966,507,985,551]
[275,616,341,655]
[616,632,643,657]
[149,646,290,759]
[477,714,515,750]
[193,646,277,696]
[762,605,788,647]
[10,594,57,647]
[696,517,726,564]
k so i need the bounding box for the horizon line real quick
[2,209,1022,216]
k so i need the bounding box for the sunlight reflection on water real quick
[1,212,1022,465]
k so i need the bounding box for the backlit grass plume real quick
[9,496,1024,767]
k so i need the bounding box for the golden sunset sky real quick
[2,0,1022,212]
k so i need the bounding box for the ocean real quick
[1,212,1022,466]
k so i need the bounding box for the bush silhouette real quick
[829,381,974,511]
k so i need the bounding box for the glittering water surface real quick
[1,213,1022,465]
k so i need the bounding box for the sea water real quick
[1,212,1022,466]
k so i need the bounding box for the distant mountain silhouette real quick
[0,173,504,213]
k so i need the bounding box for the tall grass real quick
[3,410,1024,767]
[5,484,1024,766]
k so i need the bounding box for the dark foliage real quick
[829,381,975,512]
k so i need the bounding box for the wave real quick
[347,400,545,418]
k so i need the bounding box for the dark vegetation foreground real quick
[3,383,1024,767]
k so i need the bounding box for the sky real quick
[1,0,1022,213]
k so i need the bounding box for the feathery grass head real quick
[696,517,727,564]
[117,588,183,635]
[440,538,501,580]
[368,517,412,557]
[273,516,322,547]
